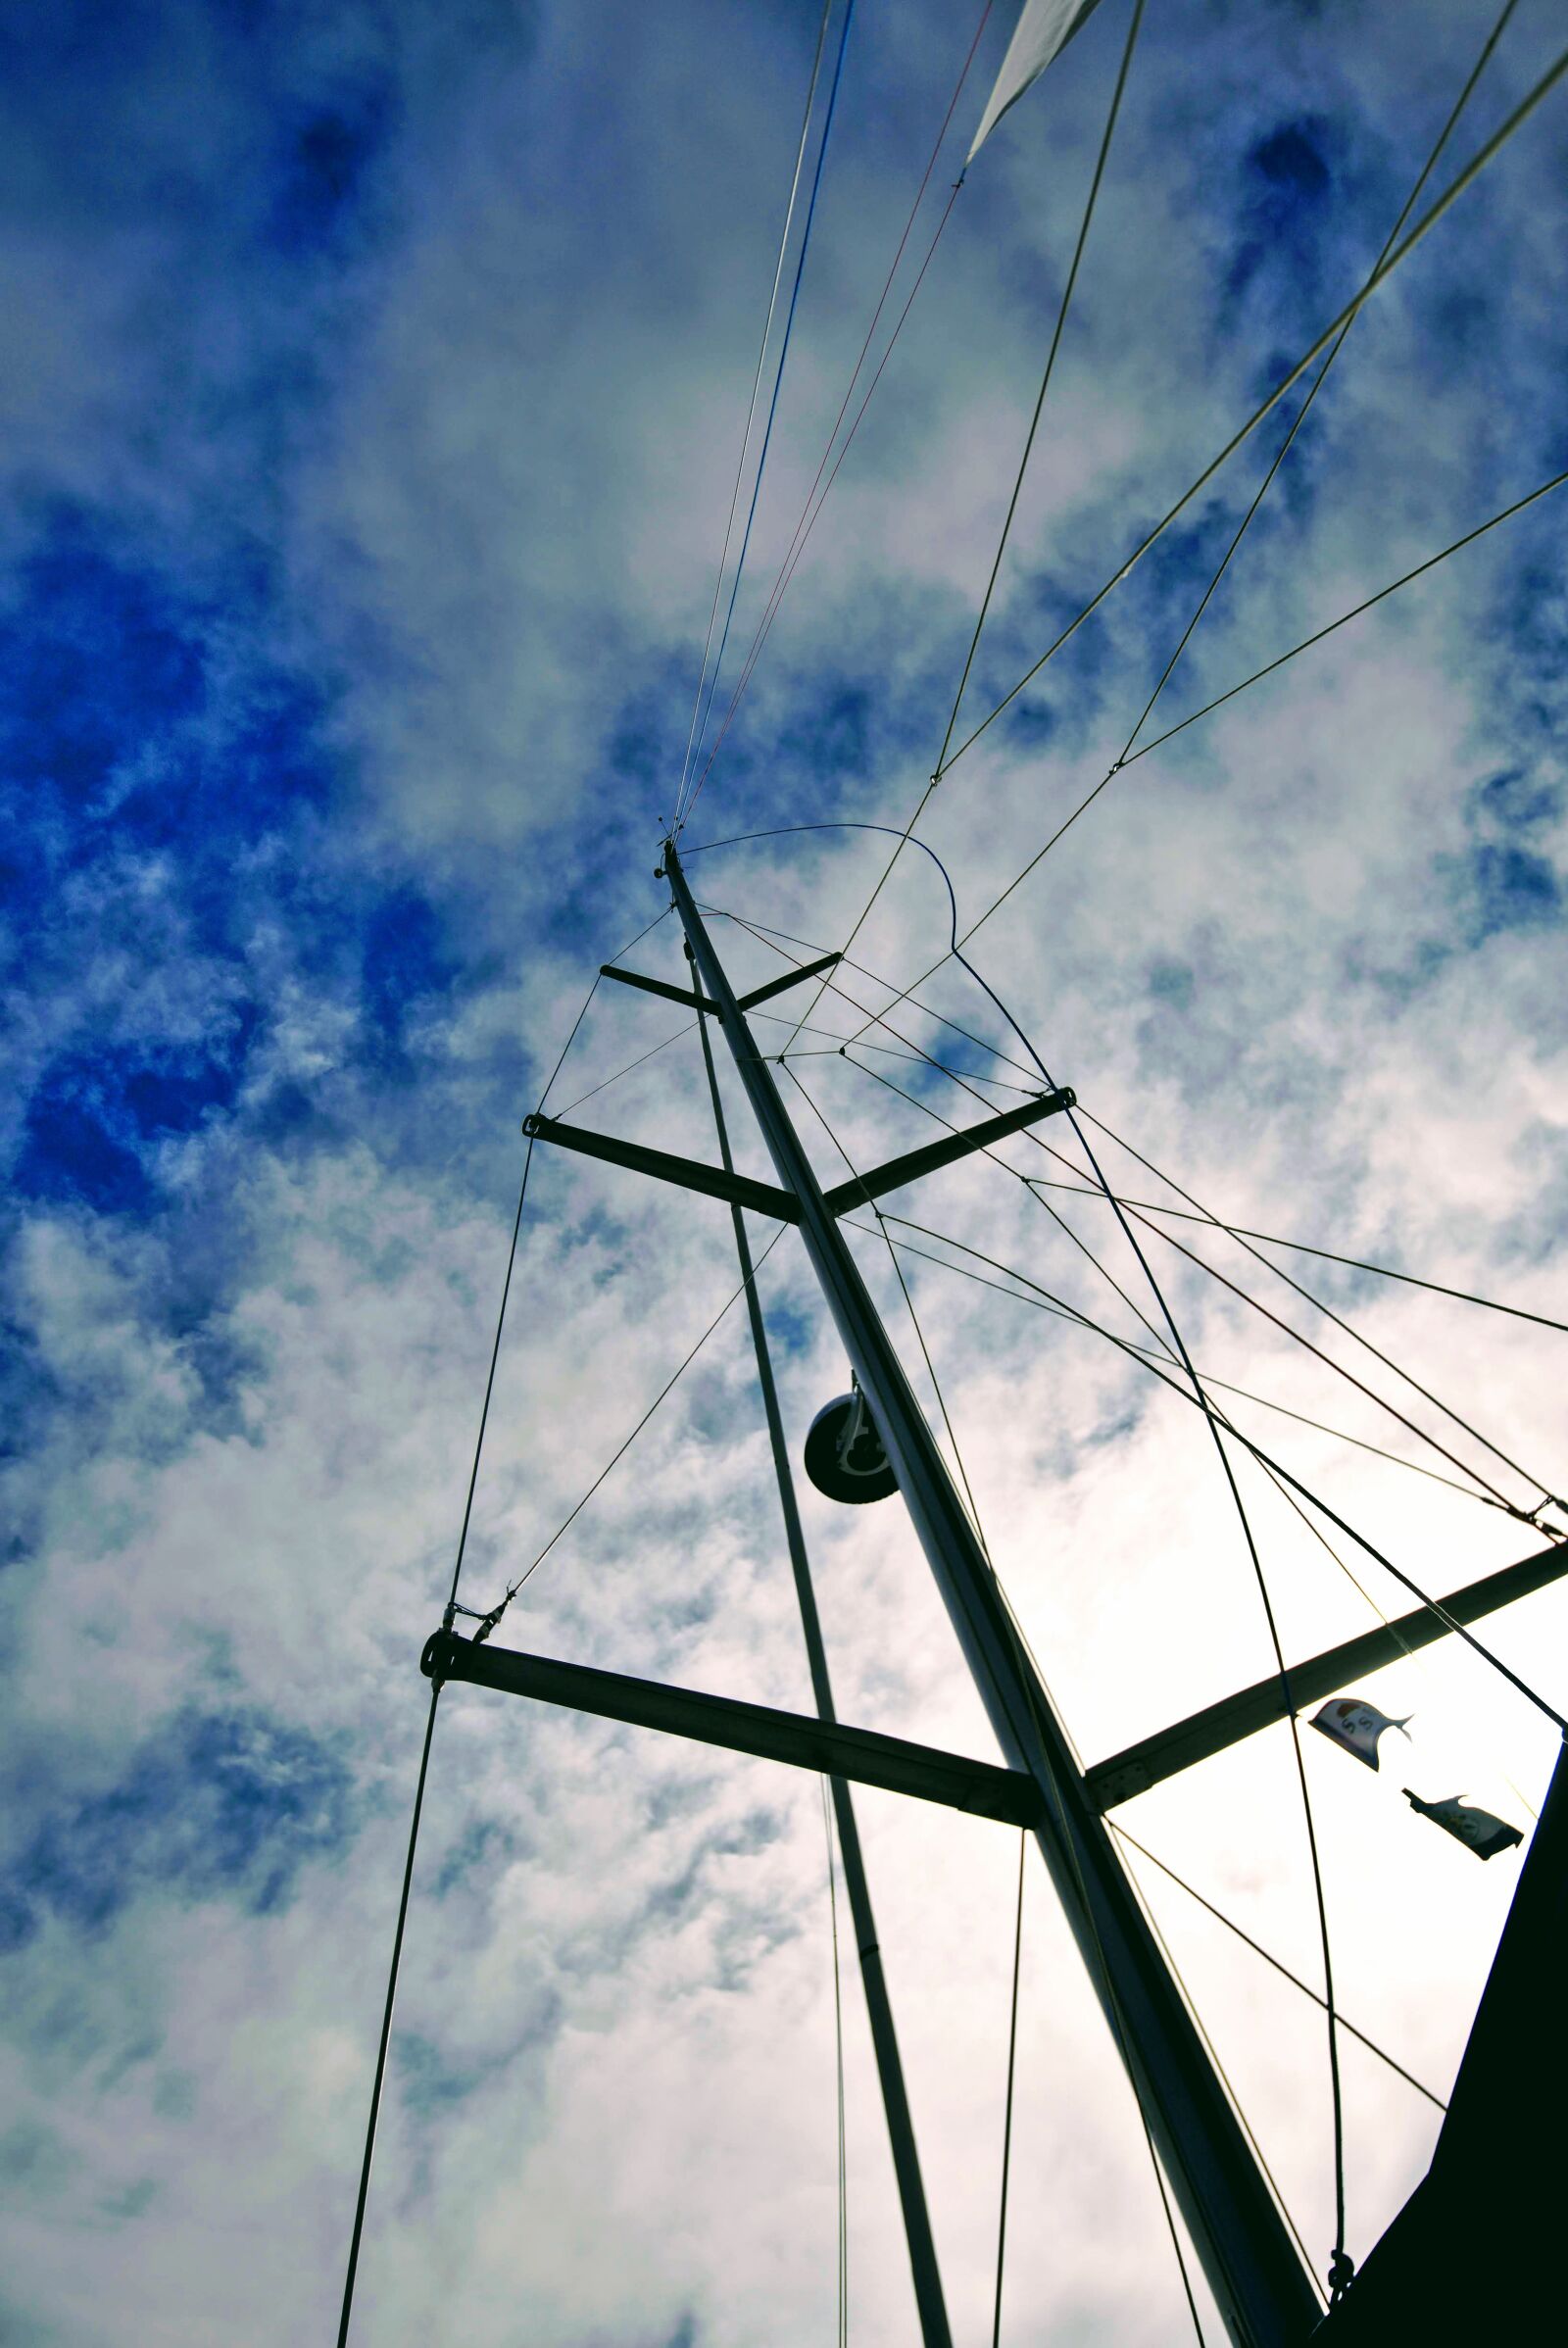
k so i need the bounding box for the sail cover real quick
[967,0,1107,162]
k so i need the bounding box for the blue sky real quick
[3,2,1566,2341]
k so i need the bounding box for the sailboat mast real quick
[662,838,1322,2348]
[692,981,955,2348]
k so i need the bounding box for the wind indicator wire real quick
[676,0,858,823]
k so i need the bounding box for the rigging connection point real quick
[805,1385,899,1504]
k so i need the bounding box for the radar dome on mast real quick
[804,1386,898,1504]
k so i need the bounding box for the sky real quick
[2,0,1566,2341]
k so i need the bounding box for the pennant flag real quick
[967,0,1107,164]
[1309,1695,1412,1772]
[1402,1789,1524,1861]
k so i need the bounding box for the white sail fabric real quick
[1403,1789,1524,1860]
[966,0,1107,163]
[1309,1695,1411,1773]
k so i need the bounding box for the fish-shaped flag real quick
[1402,1790,1524,1861]
[967,0,1107,164]
[1309,1695,1411,1772]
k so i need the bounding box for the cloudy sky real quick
[3,0,1566,2340]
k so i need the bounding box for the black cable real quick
[861,1203,1568,1729]
[682,3,992,822]
[830,1051,1538,1519]
[991,1832,1026,2348]
[705,899,1042,1086]
[783,1059,1312,2308]
[953,463,1568,943]
[1127,466,1567,769]
[335,950,621,2338]
[845,1049,1179,1362]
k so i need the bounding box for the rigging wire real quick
[679,1,994,829]
[936,35,1568,779]
[698,888,1554,1532]
[335,1685,441,2348]
[997,1169,1568,1340]
[468,1225,789,1640]
[853,1207,1568,1729]
[938,0,1146,779]
[917,460,1568,954]
[763,26,1568,1070]
[1078,1110,1562,1516]
[991,1832,1027,2348]
[770,0,1145,1054]
[769,823,1354,2283]
[862,1210,1526,1519]
[1118,464,1568,770]
[815,1007,1552,1518]
[816,967,1537,1520]
[822,1780,851,2348]
[674,0,836,820]
[703,899,1041,1085]
[336,949,612,2345]
[818,459,1568,1050]
[1109,1826,1447,2114]
[676,0,858,822]
[781,1058,1242,2325]
[1114,0,1523,769]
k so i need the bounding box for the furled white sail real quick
[966,0,1106,163]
